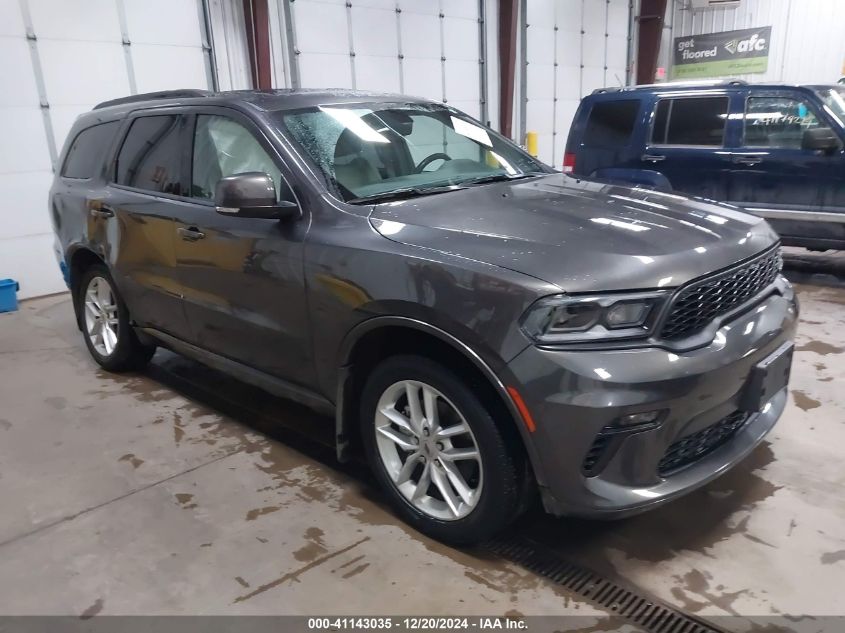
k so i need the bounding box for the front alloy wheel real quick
[374,380,483,521]
[84,276,119,357]
[360,355,526,544]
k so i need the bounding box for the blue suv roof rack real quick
[591,79,748,95]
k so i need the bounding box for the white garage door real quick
[279,0,486,119]
[523,0,632,167]
[0,0,215,299]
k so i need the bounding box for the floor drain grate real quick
[486,536,725,633]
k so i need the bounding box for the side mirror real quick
[802,127,840,153]
[214,172,298,219]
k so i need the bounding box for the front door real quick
[173,110,314,387]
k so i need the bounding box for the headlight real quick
[520,292,669,344]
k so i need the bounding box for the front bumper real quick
[507,279,798,517]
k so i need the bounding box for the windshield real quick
[816,87,845,126]
[277,103,547,202]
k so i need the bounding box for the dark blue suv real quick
[565,80,845,250]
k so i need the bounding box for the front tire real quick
[78,265,155,372]
[360,355,525,544]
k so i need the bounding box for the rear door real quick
[635,91,736,200]
[172,108,314,386]
[104,111,192,339]
[726,90,829,226]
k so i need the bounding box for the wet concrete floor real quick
[0,249,843,624]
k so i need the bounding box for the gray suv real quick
[51,89,797,544]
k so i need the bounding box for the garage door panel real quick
[528,63,555,101]
[401,12,440,59]
[536,133,554,166]
[403,57,442,101]
[607,34,628,70]
[582,0,606,36]
[445,60,479,102]
[295,1,348,55]
[527,99,554,135]
[528,0,556,26]
[581,66,606,94]
[38,40,129,106]
[607,0,629,37]
[398,1,439,16]
[356,56,401,93]
[352,7,397,57]
[0,172,53,239]
[443,17,477,61]
[29,0,120,42]
[582,36,605,67]
[0,38,39,107]
[132,44,206,93]
[124,0,202,46]
[555,99,580,141]
[354,0,396,8]
[556,64,581,101]
[554,0,582,26]
[0,0,24,36]
[298,53,352,88]
[442,0,477,20]
[527,26,555,65]
[0,108,49,173]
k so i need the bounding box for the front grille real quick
[659,247,782,341]
[658,411,751,476]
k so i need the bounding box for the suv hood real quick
[369,174,779,292]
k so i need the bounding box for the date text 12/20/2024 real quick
[308,618,528,630]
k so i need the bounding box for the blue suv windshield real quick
[277,103,546,202]
[816,87,845,127]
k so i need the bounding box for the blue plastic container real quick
[0,279,19,313]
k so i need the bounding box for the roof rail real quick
[93,89,213,110]
[591,79,747,95]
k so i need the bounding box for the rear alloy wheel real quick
[78,265,155,372]
[84,276,120,357]
[361,355,525,544]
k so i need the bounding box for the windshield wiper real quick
[347,184,465,205]
[460,173,540,186]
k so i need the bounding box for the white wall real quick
[0,0,217,300]
[663,0,845,84]
[522,0,633,167]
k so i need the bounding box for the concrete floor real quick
[0,250,843,624]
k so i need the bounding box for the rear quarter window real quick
[583,100,640,147]
[61,121,120,179]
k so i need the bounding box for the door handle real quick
[641,154,666,163]
[732,155,763,166]
[177,226,206,241]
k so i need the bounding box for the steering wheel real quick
[415,152,452,173]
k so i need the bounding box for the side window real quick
[651,97,729,146]
[115,116,182,194]
[744,96,821,149]
[61,121,120,179]
[191,115,292,202]
[583,100,640,147]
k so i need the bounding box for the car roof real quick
[588,80,833,98]
[91,88,435,116]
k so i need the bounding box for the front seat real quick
[333,130,382,195]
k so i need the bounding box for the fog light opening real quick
[613,410,665,431]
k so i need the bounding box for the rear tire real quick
[360,355,525,545]
[78,264,155,372]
